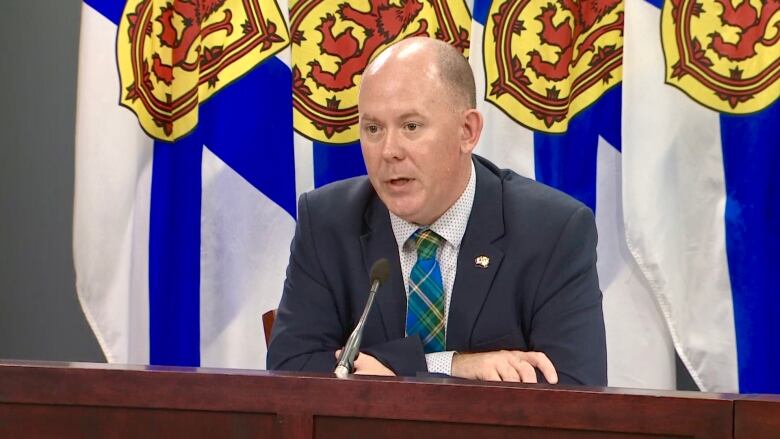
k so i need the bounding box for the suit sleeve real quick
[361,337,427,376]
[266,192,346,372]
[266,193,429,376]
[530,205,607,386]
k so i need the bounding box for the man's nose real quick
[381,129,404,161]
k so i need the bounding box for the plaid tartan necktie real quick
[405,228,446,353]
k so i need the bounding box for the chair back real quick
[262,309,277,347]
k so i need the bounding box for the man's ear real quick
[460,109,484,154]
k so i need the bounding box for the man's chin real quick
[385,203,424,225]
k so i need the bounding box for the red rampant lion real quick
[149,0,233,85]
[707,0,780,61]
[526,0,623,81]
[308,0,428,92]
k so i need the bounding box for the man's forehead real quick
[360,61,441,97]
[365,40,429,76]
[358,71,450,120]
[360,109,426,122]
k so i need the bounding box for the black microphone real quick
[334,258,390,378]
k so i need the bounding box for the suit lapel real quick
[447,158,505,351]
[360,195,406,341]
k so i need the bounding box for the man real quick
[267,37,607,385]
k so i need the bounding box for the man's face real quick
[359,50,472,225]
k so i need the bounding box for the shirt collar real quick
[389,159,476,249]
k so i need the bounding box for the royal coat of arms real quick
[117,0,290,141]
[662,0,779,113]
[290,0,472,144]
[484,0,624,133]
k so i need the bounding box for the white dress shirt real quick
[389,161,476,375]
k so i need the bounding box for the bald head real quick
[362,37,476,110]
[357,36,484,225]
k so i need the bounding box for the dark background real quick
[0,0,104,362]
[0,0,696,390]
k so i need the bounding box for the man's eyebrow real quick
[359,111,426,123]
[360,113,378,123]
[398,111,425,120]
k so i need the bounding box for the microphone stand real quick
[334,278,381,378]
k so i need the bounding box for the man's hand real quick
[451,350,558,383]
[335,350,396,376]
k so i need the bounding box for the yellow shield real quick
[290,0,472,144]
[484,0,624,133]
[117,0,290,142]
[662,0,780,114]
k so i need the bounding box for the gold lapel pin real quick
[474,255,490,269]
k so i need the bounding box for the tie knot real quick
[411,229,442,260]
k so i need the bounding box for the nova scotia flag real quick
[470,0,678,390]
[623,0,780,392]
[74,0,300,368]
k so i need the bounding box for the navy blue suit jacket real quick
[267,155,607,385]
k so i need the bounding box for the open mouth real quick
[388,178,412,187]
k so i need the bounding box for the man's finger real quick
[522,352,558,384]
[516,361,537,383]
[483,368,502,382]
[507,354,532,382]
[496,363,521,382]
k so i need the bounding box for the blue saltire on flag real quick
[721,100,780,393]
[148,56,296,366]
[313,141,366,188]
[533,87,622,212]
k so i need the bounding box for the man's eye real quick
[405,123,418,131]
[366,125,378,134]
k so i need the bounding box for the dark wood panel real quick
[315,416,690,439]
[0,361,737,438]
[734,396,780,439]
[0,403,275,438]
[277,412,313,438]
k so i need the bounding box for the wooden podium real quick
[0,360,773,438]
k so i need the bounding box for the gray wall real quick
[0,0,103,362]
